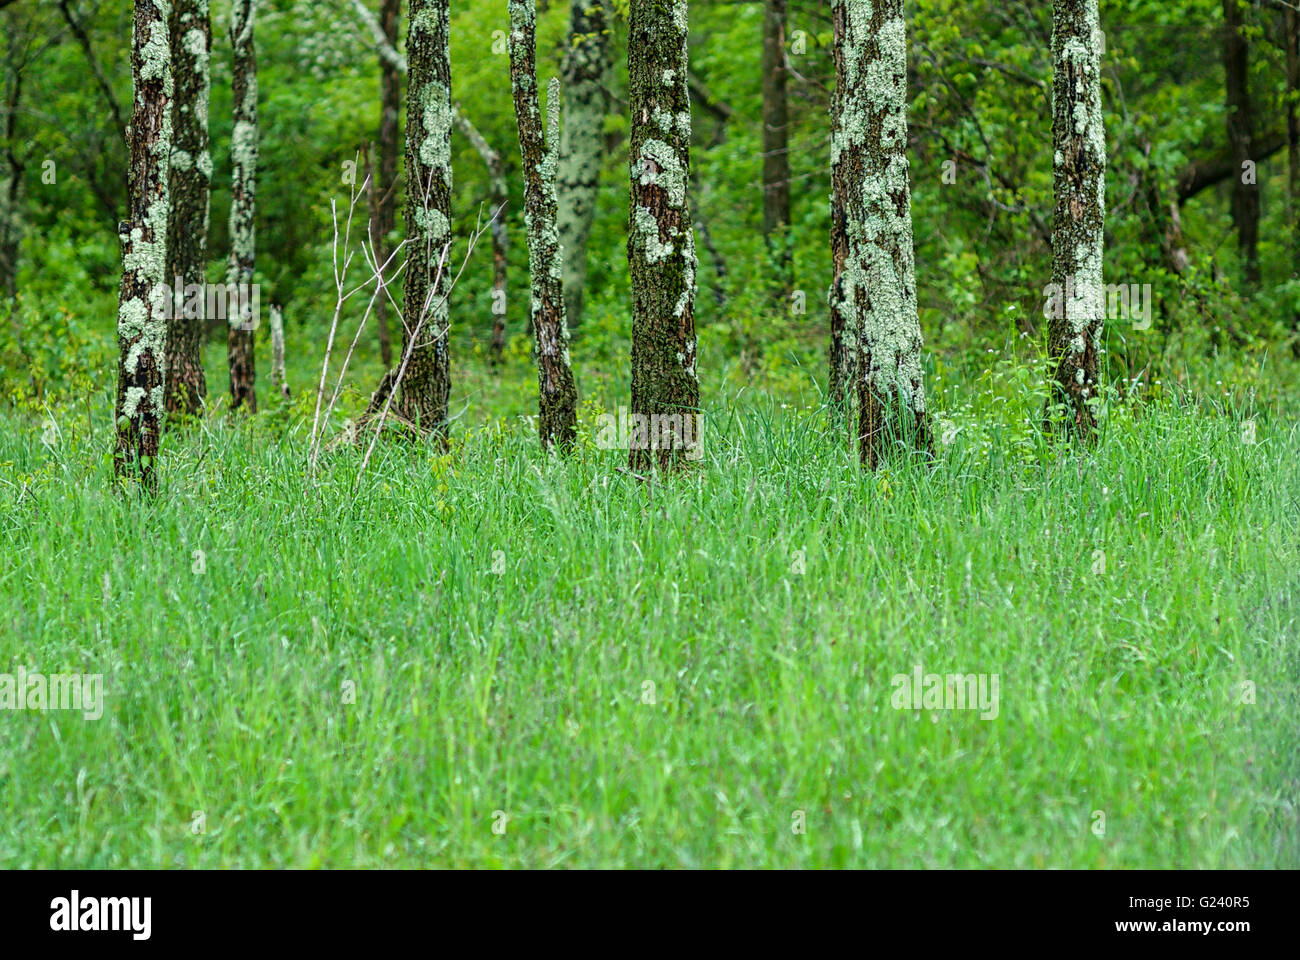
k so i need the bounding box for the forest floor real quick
[0,349,1297,867]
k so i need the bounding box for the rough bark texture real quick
[627,0,699,472]
[268,302,289,400]
[114,0,172,489]
[164,0,210,416]
[1286,5,1299,354]
[0,40,21,300]
[226,0,257,412]
[761,0,791,286]
[556,0,610,328]
[509,2,579,449]
[1046,0,1105,441]
[371,0,401,368]
[400,0,453,440]
[831,0,930,468]
[1223,0,1258,289]
[827,0,855,417]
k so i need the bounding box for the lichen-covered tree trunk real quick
[400,0,452,440]
[164,0,210,417]
[1223,0,1258,290]
[226,0,257,412]
[831,0,930,469]
[509,2,579,450]
[761,0,791,288]
[827,1,855,419]
[627,0,699,472]
[370,0,401,369]
[557,0,610,328]
[114,0,172,489]
[1046,0,1105,441]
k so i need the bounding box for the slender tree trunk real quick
[509,0,579,449]
[226,0,258,412]
[1046,0,1105,441]
[371,0,401,369]
[1223,0,1259,290]
[164,0,210,417]
[831,0,930,468]
[761,0,791,289]
[627,0,699,472]
[827,1,855,419]
[400,0,453,440]
[452,108,508,366]
[114,0,172,489]
[557,0,610,329]
[0,60,21,300]
[1286,4,1299,355]
[269,302,289,400]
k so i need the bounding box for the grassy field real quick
[0,359,1297,868]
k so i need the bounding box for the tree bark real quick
[370,0,401,369]
[226,0,258,412]
[164,0,210,417]
[627,0,699,472]
[1223,0,1259,289]
[509,0,579,450]
[557,0,610,329]
[114,0,172,489]
[831,0,930,468]
[761,0,791,288]
[1046,0,1105,441]
[400,0,453,441]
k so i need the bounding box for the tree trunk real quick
[1046,0,1105,441]
[509,0,579,450]
[831,0,930,468]
[1286,4,1299,355]
[761,0,791,288]
[0,56,21,300]
[400,0,453,441]
[1223,0,1258,290]
[164,0,210,417]
[557,0,611,329]
[627,0,699,472]
[226,0,258,412]
[371,0,401,369]
[114,0,172,489]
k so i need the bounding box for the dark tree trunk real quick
[761,0,791,288]
[400,0,453,441]
[509,0,579,450]
[1223,0,1259,290]
[114,0,172,489]
[557,0,611,328]
[1046,0,1105,441]
[627,0,699,472]
[164,0,210,417]
[371,0,401,369]
[831,0,930,468]
[1286,4,1299,354]
[0,57,21,300]
[226,0,258,412]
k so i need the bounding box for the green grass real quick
[0,379,1297,868]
